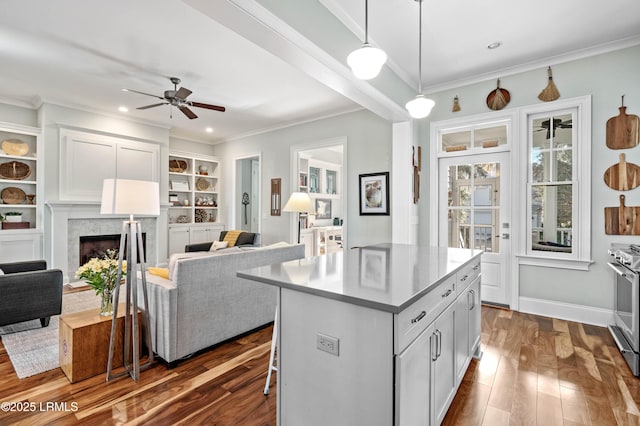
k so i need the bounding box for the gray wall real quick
[418,44,640,309]
[212,109,393,247]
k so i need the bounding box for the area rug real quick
[0,290,101,379]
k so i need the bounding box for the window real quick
[521,96,591,269]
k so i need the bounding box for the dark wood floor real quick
[0,306,638,425]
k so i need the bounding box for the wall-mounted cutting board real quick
[606,98,639,149]
[605,194,640,235]
[604,153,640,190]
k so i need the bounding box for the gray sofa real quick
[0,260,63,327]
[185,231,261,252]
[140,243,304,365]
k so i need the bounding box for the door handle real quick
[436,329,442,359]
[431,332,438,361]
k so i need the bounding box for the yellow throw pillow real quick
[223,230,243,247]
[147,267,169,279]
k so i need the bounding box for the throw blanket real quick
[223,230,243,247]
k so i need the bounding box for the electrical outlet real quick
[317,333,339,356]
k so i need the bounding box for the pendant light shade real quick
[406,0,435,119]
[406,94,435,119]
[348,0,387,80]
[348,43,387,80]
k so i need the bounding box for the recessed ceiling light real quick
[487,41,502,50]
[205,127,214,133]
[118,106,129,113]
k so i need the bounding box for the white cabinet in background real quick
[168,223,225,254]
[299,229,314,257]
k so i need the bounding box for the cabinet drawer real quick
[395,274,456,354]
[456,260,481,296]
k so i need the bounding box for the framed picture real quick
[315,198,332,219]
[169,180,189,191]
[359,172,389,215]
[359,246,389,290]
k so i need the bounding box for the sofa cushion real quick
[222,230,243,246]
[0,268,3,275]
[209,240,229,251]
[148,267,169,279]
[219,230,256,246]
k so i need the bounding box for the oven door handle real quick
[608,262,630,278]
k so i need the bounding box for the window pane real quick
[530,184,572,252]
[531,151,549,183]
[442,130,471,152]
[474,185,493,206]
[457,165,471,180]
[474,209,497,253]
[553,113,573,149]
[474,163,500,179]
[532,117,551,149]
[474,125,507,149]
[448,209,471,249]
[553,149,572,181]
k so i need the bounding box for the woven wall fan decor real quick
[1,187,26,204]
[0,161,31,180]
[195,178,211,191]
[486,79,510,110]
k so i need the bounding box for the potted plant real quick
[4,212,22,222]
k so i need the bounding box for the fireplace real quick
[79,233,147,265]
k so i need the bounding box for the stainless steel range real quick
[608,243,640,376]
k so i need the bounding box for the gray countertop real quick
[237,243,482,314]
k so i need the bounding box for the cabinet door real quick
[395,322,434,426]
[300,231,314,257]
[189,225,223,244]
[168,227,190,254]
[432,302,456,425]
[468,276,482,357]
[454,291,470,385]
[117,143,158,181]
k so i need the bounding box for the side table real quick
[59,305,142,383]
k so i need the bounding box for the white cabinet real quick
[299,229,314,257]
[315,226,342,255]
[168,223,225,254]
[468,276,482,358]
[432,303,456,425]
[59,128,159,200]
[395,321,433,426]
[455,288,471,384]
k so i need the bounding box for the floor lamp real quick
[283,192,314,244]
[101,178,159,381]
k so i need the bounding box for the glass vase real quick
[100,289,114,317]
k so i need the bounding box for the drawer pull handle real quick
[472,264,480,271]
[411,310,427,324]
[442,289,452,298]
[460,274,468,282]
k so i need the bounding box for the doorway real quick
[438,152,511,306]
[235,155,260,233]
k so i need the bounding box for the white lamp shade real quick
[283,192,315,214]
[101,178,160,216]
[405,94,435,119]
[347,43,387,80]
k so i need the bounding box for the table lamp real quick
[283,192,314,244]
[101,178,159,381]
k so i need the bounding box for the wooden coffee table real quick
[59,305,143,383]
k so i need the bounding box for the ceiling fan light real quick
[406,94,435,119]
[347,43,387,80]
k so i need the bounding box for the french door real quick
[438,152,510,306]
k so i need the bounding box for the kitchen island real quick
[238,243,482,426]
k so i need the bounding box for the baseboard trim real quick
[518,297,614,327]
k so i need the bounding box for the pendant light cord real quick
[364,0,369,44]
[417,0,423,94]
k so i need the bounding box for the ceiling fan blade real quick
[179,106,198,119]
[137,102,168,110]
[190,101,226,112]
[175,87,192,100]
[123,88,165,100]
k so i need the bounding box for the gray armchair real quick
[0,260,63,328]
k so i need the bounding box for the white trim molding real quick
[519,297,614,327]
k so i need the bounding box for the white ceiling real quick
[1,0,639,143]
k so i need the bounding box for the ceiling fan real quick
[535,118,572,139]
[122,77,225,119]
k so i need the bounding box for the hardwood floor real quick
[0,306,638,425]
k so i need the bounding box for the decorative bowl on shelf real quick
[1,187,26,204]
[1,139,29,156]
[169,159,188,173]
[195,178,211,191]
[0,161,31,180]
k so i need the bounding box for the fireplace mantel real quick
[45,201,167,282]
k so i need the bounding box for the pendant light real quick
[347,0,387,80]
[405,0,435,119]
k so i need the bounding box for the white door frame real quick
[233,153,262,233]
[430,110,519,308]
[289,137,347,245]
